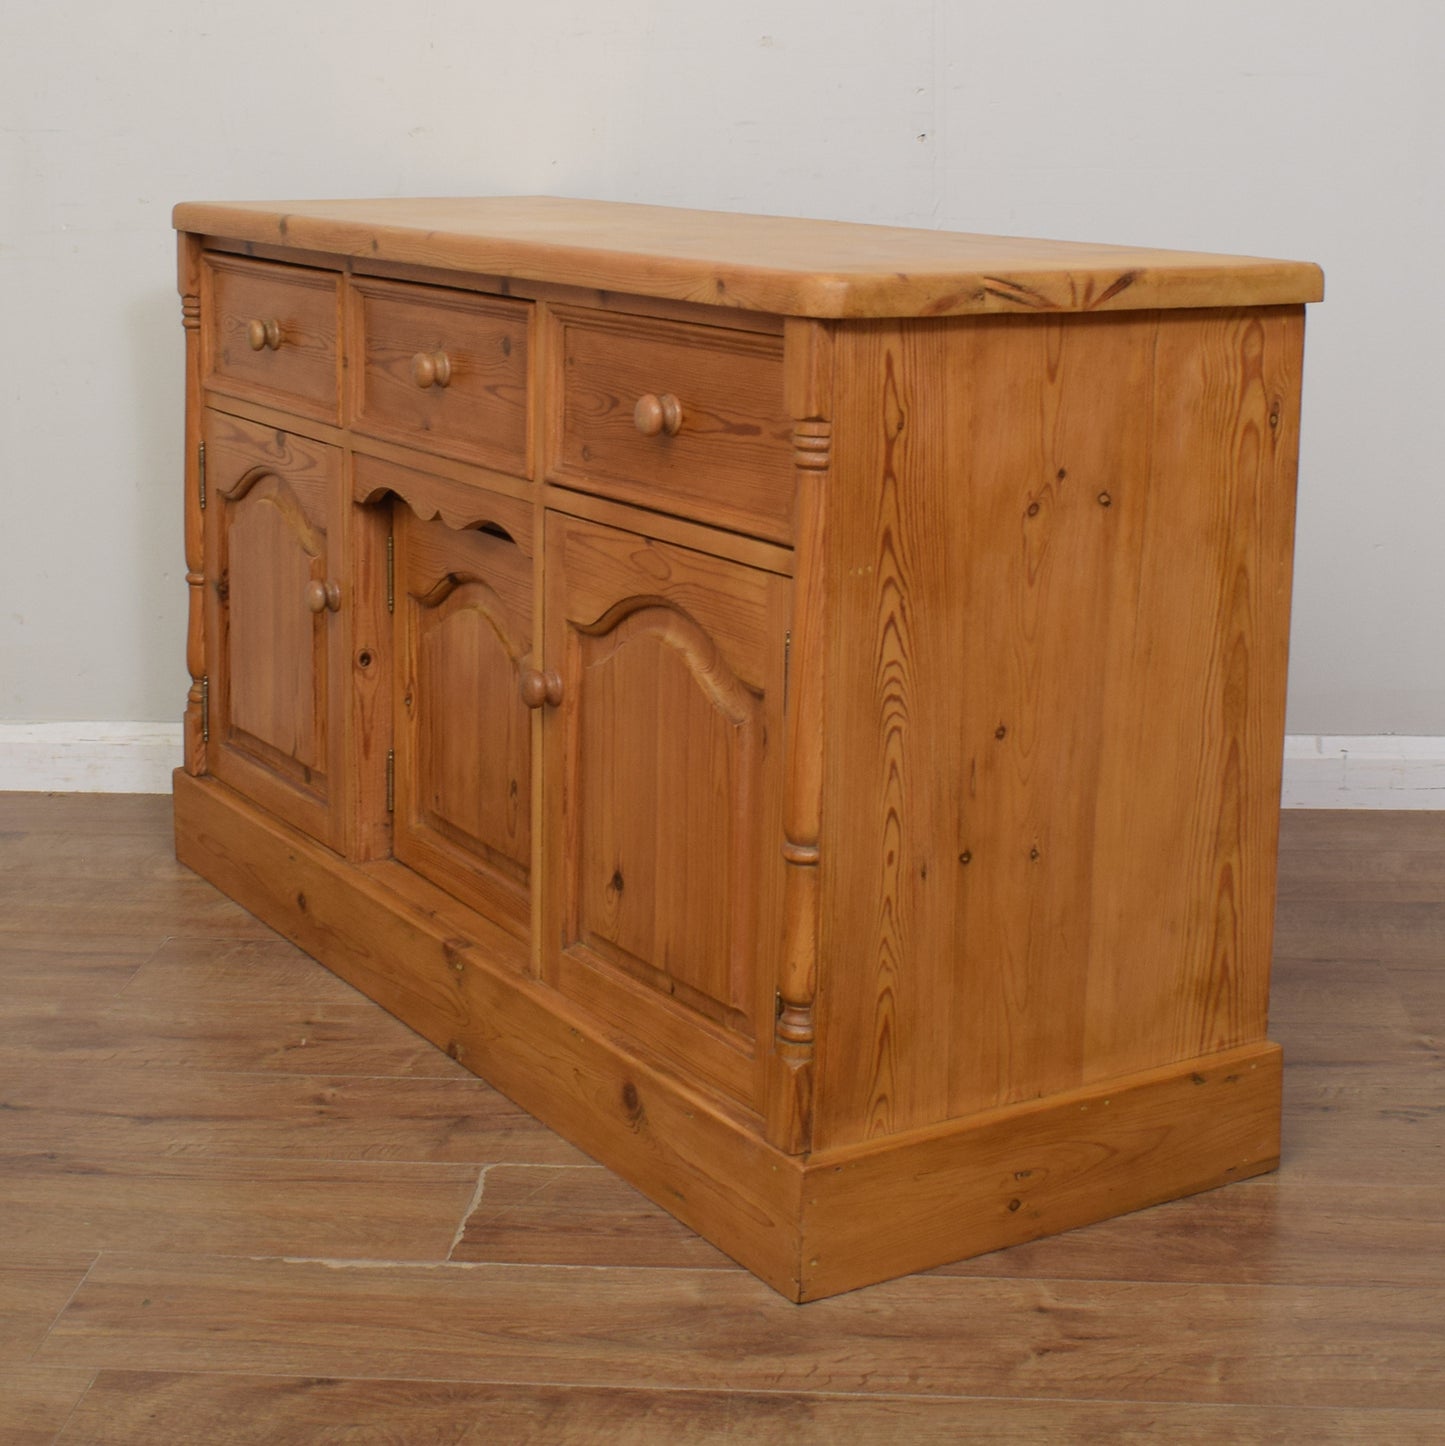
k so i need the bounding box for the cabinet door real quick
[542,514,789,1114]
[394,507,534,937]
[203,411,346,847]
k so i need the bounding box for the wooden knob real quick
[411,351,453,389]
[247,318,282,351]
[519,667,563,709]
[305,579,341,614]
[634,392,683,437]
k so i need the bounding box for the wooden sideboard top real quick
[173,196,1323,320]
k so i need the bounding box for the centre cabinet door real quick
[392,502,535,939]
[203,410,347,848]
[541,513,790,1116]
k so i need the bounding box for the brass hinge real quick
[386,530,395,614]
[197,441,207,511]
[200,674,210,743]
[385,748,395,813]
[783,629,792,709]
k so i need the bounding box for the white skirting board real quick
[1280,736,1445,810]
[1,724,1444,808]
[0,723,183,795]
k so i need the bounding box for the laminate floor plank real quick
[0,1365,95,1444]
[1280,1060,1445,1179]
[931,1177,1445,1287]
[1276,846,1445,901]
[0,1251,97,1362]
[51,1372,1445,1446]
[1272,898,1445,964]
[1269,955,1428,1066]
[1388,960,1445,1035]
[0,942,155,1004]
[0,792,172,834]
[0,1063,589,1165]
[0,1154,480,1259]
[451,1164,735,1269]
[0,828,192,882]
[0,873,275,940]
[0,994,469,1078]
[118,936,384,1006]
[35,1254,1445,1409]
[1276,808,1445,853]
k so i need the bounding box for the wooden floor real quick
[0,795,1442,1443]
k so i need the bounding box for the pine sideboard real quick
[171,197,1322,1300]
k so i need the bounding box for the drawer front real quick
[549,309,794,544]
[351,278,531,475]
[203,256,341,422]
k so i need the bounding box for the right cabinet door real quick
[542,514,789,1115]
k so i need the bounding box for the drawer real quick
[203,255,341,422]
[349,278,531,476]
[547,309,794,545]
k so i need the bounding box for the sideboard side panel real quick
[816,308,1304,1149]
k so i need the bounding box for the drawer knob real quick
[411,350,453,390]
[519,667,564,709]
[634,392,683,438]
[247,318,283,351]
[305,579,342,614]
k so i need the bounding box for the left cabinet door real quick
[203,411,348,848]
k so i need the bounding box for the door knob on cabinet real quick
[305,579,342,614]
[519,667,564,709]
[246,318,282,351]
[633,392,683,437]
[411,350,453,389]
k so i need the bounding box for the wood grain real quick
[116,936,366,1006]
[0,1060,583,1164]
[1274,898,1445,964]
[169,207,1314,1295]
[799,1043,1280,1300]
[1281,1060,1445,1181]
[179,233,206,776]
[201,252,341,423]
[0,1252,96,1361]
[348,275,531,474]
[54,1374,1445,1445]
[393,502,534,934]
[0,1154,480,1259]
[173,771,806,1297]
[767,318,834,1153]
[0,943,151,1004]
[450,1165,733,1268]
[2,796,1441,1437]
[816,307,1302,1147]
[545,305,794,543]
[202,411,347,848]
[173,196,1323,318]
[542,514,789,1117]
[37,1254,1445,1408]
[932,1176,1445,1288]
[0,1366,94,1444]
[1269,954,1425,1067]
[0,873,272,941]
[0,993,464,1076]
[0,792,173,833]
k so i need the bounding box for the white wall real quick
[2,0,1441,737]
